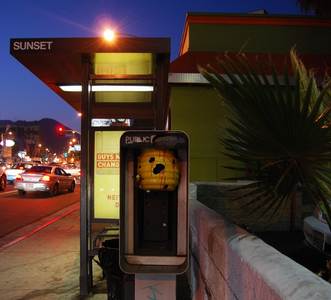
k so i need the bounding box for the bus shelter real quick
[10,36,171,295]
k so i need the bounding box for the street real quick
[0,184,79,238]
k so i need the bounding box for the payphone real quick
[120,131,188,274]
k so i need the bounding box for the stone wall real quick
[189,199,331,300]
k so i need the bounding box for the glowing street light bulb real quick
[103,28,115,42]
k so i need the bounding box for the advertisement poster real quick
[94,131,123,219]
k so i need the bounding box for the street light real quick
[103,28,116,42]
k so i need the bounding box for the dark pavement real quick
[0,185,80,237]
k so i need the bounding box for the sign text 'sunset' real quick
[13,41,53,51]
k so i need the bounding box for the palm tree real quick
[199,50,331,231]
[297,0,331,17]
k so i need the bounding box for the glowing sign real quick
[0,139,15,147]
[94,131,123,219]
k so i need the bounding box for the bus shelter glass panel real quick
[94,131,124,219]
[93,53,153,75]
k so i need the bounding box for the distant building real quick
[0,121,41,161]
[0,118,73,161]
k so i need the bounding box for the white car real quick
[15,165,76,196]
[5,162,33,184]
[303,204,331,256]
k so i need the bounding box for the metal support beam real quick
[80,54,91,296]
[154,53,170,130]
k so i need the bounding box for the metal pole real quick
[80,54,90,296]
[1,133,4,160]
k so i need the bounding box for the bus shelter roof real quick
[10,37,171,128]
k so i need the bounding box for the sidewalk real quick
[0,203,191,300]
[0,202,106,300]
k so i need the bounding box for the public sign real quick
[17,151,26,159]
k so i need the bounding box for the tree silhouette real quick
[297,0,331,17]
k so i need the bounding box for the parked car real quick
[5,162,33,184]
[15,165,76,196]
[0,163,7,191]
[303,203,331,256]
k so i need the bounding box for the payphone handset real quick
[120,131,189,274]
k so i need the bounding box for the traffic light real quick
[120,131,189,274]
[56,125,64,136]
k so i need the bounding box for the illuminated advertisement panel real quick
[94,131,123,219]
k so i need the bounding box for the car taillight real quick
[16,174,22,181]
[40,175,50,182]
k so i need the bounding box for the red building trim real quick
[171,51,331,78]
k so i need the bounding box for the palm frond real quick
[200,49,331,230]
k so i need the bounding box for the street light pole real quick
[1,125,11,163]
[1,133,4,161]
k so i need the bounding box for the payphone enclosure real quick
[120,131,188,274]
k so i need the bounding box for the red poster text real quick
[96,152,119,168]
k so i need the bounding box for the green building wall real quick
[170,85,240,181]
[189,22,331,54]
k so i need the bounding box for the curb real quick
[0,201,80,251]
[0,190,17,196]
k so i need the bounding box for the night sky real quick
[1,0,303,131]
